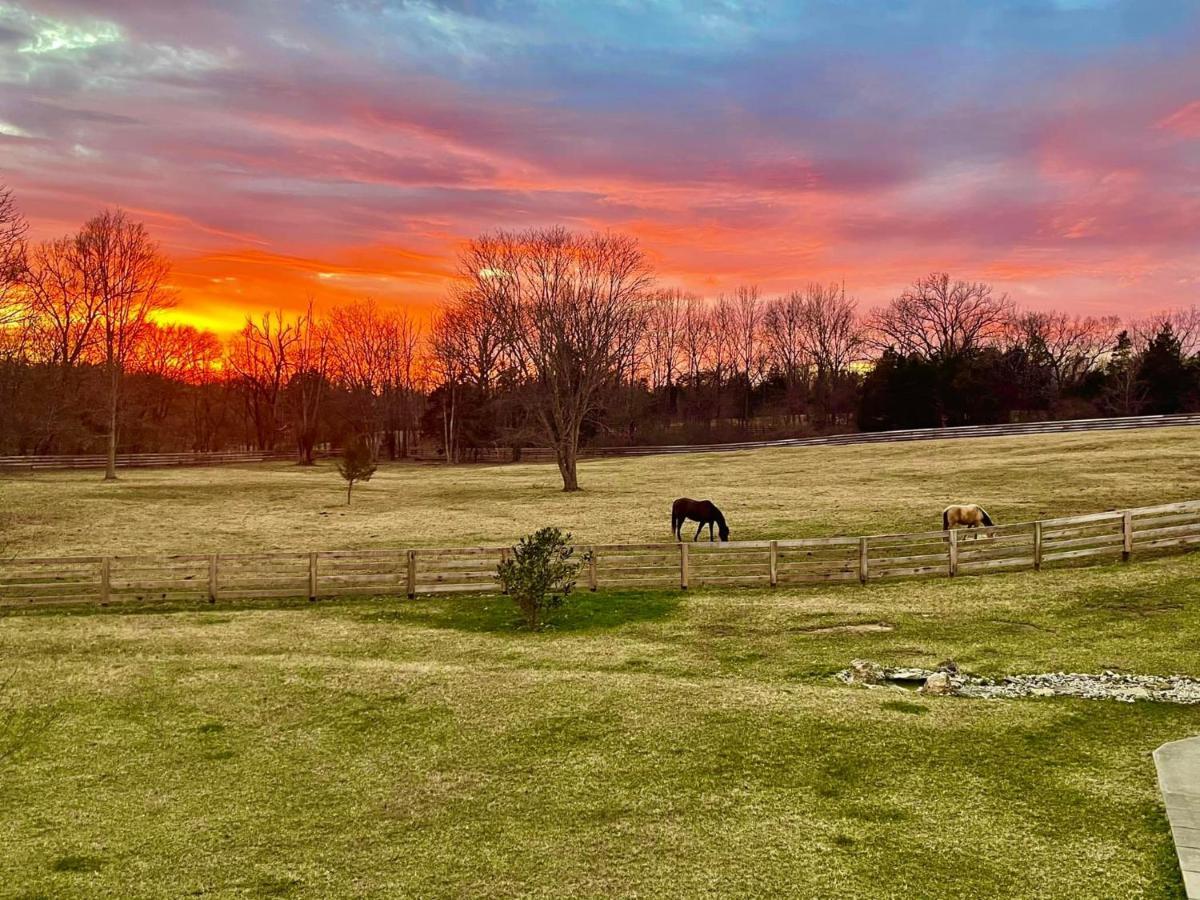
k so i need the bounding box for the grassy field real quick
[2,428,1199,897]
[2,426,1199,557]
[3,554,1199,898]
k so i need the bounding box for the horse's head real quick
[718,522,730,541]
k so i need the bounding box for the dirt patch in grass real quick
[798,622,894,635]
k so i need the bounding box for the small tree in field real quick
[337,437,377,505]
[497,527,582,629]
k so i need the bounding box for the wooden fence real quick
[4,415,1197,472]
[412,413,1200,463]
[3,500,1199,608]
[0,450,292,471]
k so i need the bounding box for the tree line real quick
[2,187,1198,491]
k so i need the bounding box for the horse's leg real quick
[693,522,704,542]
[709,522,715,542]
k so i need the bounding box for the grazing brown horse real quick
[942,503,995,531]
[672,498,730,542]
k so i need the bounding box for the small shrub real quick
[337,437,377,505]
[497,527,583,629]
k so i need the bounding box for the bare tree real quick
[327,299,400,448]
[1009,311,1121,390]
[171,327,226,452]
[428,306,467,463]
[797,282,866,425]
[227,311,299,451]
[1134,306,1200,357]
[870,272,1011,360]
[288,298,329,465]
[128,323,219,435]
[763,291,810,421]
[24,236,98,369]
[643,288,687,393]
[679,293,713,386]
[0,187,30,363]
[379,306,423,458]
[708,295,736,420]
[75,210,174,480]
[457,226,652,491]
[796,282,865,376]
[729,285,765,424]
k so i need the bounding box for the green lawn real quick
[2,425,1199,556]
[3,554,1199,898]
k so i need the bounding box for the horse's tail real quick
[980,508,994,527]
[942,509,950,531]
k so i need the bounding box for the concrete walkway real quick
[1155,737,1200,898]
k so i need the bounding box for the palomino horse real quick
[942,503,995,531]
[672,498,730,542]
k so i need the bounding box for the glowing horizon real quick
[3,1,1198,334]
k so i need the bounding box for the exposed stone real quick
[919,671,956,695]
[835,660,1200,705]
[843,659,885,685]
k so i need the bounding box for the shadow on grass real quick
[356,589,684,634]
[0,588,683,633]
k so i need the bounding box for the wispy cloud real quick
[2,0,1198,328]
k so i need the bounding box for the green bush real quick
[497,527,583,629]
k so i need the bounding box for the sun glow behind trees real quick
[3,188,1200,473]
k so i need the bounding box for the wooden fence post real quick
[406,550,416,599]
[588,547,598,591]
[1122,510,1133,562]
[500,548,510,594]
[948,529,958,577]
[1033,521,1043,571]
[308,552,318,601]
[208,554,218,603]
[769,540,778,587]
[680,542,689,590]
[858,537,869,584]
[100,557,111,604]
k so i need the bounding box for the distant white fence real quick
[0,450,292,471]
[2,500,1198,608]
[4,414,1197,471]
[412,413,1200,462]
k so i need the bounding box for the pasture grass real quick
[1,426,1199,556]
[3,554,1200,897]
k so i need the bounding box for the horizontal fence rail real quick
[3,500,1199,608]
[0,450,293,471]
[414,413,1200,463]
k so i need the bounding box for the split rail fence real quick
[3,500,1199,608]
[3,415,1196,472]
[0,450,290,471]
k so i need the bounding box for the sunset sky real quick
[2,0,1199,332]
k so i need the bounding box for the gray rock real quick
[836,659,1200,705]
[843,659,884,685]
[920,672,956,695]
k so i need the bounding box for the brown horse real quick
[942,503,995,531]
[672,498,730,542]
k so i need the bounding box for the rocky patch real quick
[837,658,1200,704]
